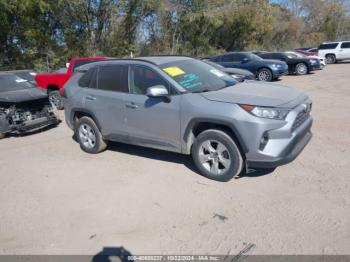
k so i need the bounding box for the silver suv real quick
[63,56,312,181]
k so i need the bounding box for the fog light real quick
[259,132,269,150]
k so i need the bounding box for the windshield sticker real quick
[179,73,203,89]
[163,66,185,77]
[210,69,225,77]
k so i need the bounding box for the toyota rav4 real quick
[63,56,313,182]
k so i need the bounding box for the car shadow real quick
[107,141,200,174]
[105,141,277,179]
[92,246,133,262]
[236,167,276,179]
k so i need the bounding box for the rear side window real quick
[318,43,339,49]
[341,42,350,49]
[212,56,221,62]
[78,67,97,88]
[222,54,234,62]
[260,53,273,59]
[97,65,128,92]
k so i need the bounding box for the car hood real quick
[200,81,308,108]
[0,88,48,104]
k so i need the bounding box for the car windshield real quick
[289,52,304,58]
[246,53,262,61]
[0,74,35,93]
[160,59,237,92]
[286,53,298,59]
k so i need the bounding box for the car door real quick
[124,64,182,152]
[218,54,241,68]
[339,42,350,59]
[83,64,129,139]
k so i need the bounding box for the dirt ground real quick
[0,62,349,256]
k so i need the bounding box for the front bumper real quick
[309,63,321,71]
[11,116,60,134]
[243,102,313,169]
[271,67,288,78]
[247,125,312,168]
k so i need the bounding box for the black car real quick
[202,60,255,81]
[256,52,321,75]
[209,52,288,81]
[0,73,60,139]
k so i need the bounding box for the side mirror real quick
[146,85,169,97]
[146,85,170,100]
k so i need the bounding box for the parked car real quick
[294,48,318,57]
[287,51,326,69]
[0,72,59,139]
[257,52,321,75]
[318,41,350,64]
[63,56,312,182]
[35,56,108,109]
[208,52,288,81]
[202,60,255,81]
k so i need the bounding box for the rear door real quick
[83,64,129,138]
[124,64,181,152]
[339,42,350,59]
[220,54,244,68]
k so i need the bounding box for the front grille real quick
[292,110,309,131]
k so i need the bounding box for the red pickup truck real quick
[35,57,108,109]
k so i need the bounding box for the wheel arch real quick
[47,85,60,94]
[183,118,248,156]
[71,108,102,131]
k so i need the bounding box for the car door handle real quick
[85,95,96,101]
[126,102,138,109]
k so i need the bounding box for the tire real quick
[0,133,5,139]
[325,54,336,64]
[295,63,308,75]
[257,68,273,81]
[74,116,107,154]
[191,129,243,182]
[48,91,64,110]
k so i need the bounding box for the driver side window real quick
[129,66,169,95]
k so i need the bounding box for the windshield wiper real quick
[192,89,212,93]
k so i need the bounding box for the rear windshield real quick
[318,43,338,50]
[160,59,236,92]
[0,74,35,92]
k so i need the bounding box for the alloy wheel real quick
[49,92,61,109]
[258,70,271,81]
[198,140,231,175]
[79,124,96,149]
[296,63,307,75]
[326,55,335,64]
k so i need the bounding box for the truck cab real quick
[35,57,108,109]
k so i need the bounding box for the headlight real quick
[271,64,282,69]
[240,104,290,120]
[310,59,317,64]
